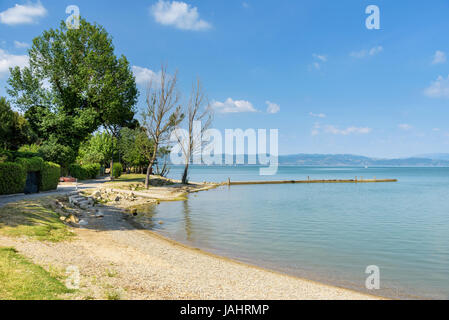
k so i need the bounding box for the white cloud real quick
[324,125,371,135]
[350,46,383,59]
[266,101,280,114]
[432,50,446,65]
[310,54,327,70]
[0,48,28,77]
[309,112,326,118]
[14,40,30,49]
[311,123,372,136]
[242,2,250,8]
[132,66,161,86]
[212,98,257,114]
[398,124,413,131]
[432,128,441,132]
[0,1,47,25]
[313,54,327,62]
[151,0,211,31]
[311,62,321,70]
[424,75,449,98]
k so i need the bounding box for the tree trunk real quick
[110,158,114,180]
[182,163,189,184]
[145,153,158,189]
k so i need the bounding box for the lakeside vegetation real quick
[0,18,212,196]
[0,16,214,300]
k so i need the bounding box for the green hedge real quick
[15,157,44,172]
[0,162,27,195]
[68,163,100,180]
[83,163,101,179]
[112,163,123,178]
[40,162,60,191]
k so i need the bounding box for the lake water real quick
[138,166,449,299]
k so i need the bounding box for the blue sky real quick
[1,0,448,158]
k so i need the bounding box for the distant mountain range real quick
[278,154,449,166]
[180,154,449,167]
[415,153,449,161]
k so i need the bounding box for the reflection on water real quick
[183,200,193,241]
[135,166,449,300]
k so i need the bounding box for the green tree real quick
[7,19,138,168]
[0,97,36,150]
[118,127,154,173]
[78,132,115,168]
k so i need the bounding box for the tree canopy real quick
[0,97,36,151]
[7,19,138,166]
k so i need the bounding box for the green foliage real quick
[0,97,36,151]
[38,137,76,168]
[78,132,116,166]
[18,144,40,153]
[7,19,138,163]
[15,157,44,172]
[68,163,100,180]
[118,127,153,168]
[0,149,13,163]
[83,163,101,179]
[112,163,123,178]
[68,164,87,180]
[40,162,61,191]
[0,162,27,195]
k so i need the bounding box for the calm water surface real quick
[137,166,449,299]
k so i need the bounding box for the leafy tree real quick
[38,137,77,169]
[0,97,36,150]
[78,132,115,167]
[7,19,138,168]
[118,127,154,173]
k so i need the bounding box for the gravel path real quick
[0,202,380,300]
[0,178,110,208]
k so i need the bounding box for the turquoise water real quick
[140,166,449,299]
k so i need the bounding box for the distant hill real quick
[180,154,449,167]
[277,154,449,167]
[415,153,449,161]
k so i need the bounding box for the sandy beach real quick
[0,184,380,300]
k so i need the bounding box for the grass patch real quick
[106,269,118,278]
[105,289,121,300]
[0,247,74,300]
[107,174,146,183]
[0,198,74,242]
[106,174,175,187]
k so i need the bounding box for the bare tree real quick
[142,66,184,188]
[175,78,213,184]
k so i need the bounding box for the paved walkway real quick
[0,177,110,208]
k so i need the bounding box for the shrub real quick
[83,163,101,179]
[68,164,88,180]
[15,157,44,172]
[0,162,26,195]
[18,144,40,154]
[0,149,13,163]
[68,163,100,180]
[112,163,123,178]
[40,162,60,191]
